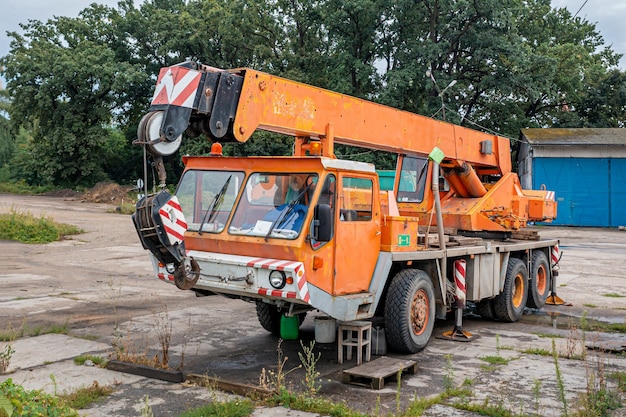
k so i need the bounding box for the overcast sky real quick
[0,0,625,88]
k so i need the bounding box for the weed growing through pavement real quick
[551,338,568,417]
[73,355,107,368]
[140,395,154,417]
[443,354,455,392]
[0,319,68,342]
[152,307,173,369]
[60,381,114,409]
[531,378,542,416]
[0,343,15,375]
[395,369,403,415]
[479,334,513,371]
[297,341,321,397]
[259,339,300,393]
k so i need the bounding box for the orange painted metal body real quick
[180,156,381,296]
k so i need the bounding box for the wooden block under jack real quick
[341,356,417,390]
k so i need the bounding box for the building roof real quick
[520,128,626,146]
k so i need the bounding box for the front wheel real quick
[527,251,551,309]
[256,301,281,336]
[384,269,435,353]
[255,302,307,336]
[493,258,528,322]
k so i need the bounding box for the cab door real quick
[333,174,381,294]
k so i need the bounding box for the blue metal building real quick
[518,128,626,228]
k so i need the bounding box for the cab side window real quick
[340,177,373,221]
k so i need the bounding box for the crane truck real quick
[132,61,559,353]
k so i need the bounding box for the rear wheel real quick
[384,269,435,353]
[493,258,528,322]
[476,299,496,320]
[527,251,550,309]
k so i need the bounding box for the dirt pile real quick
[82,182,134,205]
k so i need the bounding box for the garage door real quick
[532,158,609,227]
[610,159,626,227]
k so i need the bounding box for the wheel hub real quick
[411,289,429,336]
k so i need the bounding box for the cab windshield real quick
[229,173,318,239]
[176,170,244,233]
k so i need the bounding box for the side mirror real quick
[314,204,333,242]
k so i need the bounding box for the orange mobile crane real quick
[133,61,559,353]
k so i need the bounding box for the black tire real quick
[384,269,435,353]
[527,251,551,309]
[476,299,496,320]
[255,302,307,336]
[256,301,281,336]
[493,258,528,322]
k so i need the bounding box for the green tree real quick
[379,0,623,138]
[2,5,144,186]
[0,90,13,172]
[1,0,625,190]
[555,70,626,128]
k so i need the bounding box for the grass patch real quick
[0,321,68,341]
[583,303,597,308]
[266,390,369,417]
[521,347,551,356]
[609,371,626,392]
[60,381,114,409]
[590,322,626,334]
[602,293,625,298]
[108,202,136,215]
[0,208,82,243]
[605,323,626,333]
[74,355,108,367]
[452,399,516,417]
[179,398,255,417]
[533,332,562,339]
[0,181,53,195]
[479,355,511,366]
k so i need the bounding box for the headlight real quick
[269,270,286,289]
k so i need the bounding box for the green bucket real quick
[280,315,299,340]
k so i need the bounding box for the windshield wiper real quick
[264,182,313,241]
[199,175,232,234]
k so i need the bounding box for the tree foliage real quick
[0,0,624,188]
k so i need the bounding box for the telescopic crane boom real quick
[139,61,556,232]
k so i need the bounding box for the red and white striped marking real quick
[551,245,560,265]
[158,196,187,245]
[545,191,555,201]
[247,257,310,302]
[258,288,298,299]
[454,259,467,309]
[151,66,202,108]
[158,272,175,282]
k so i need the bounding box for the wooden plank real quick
[107,360,184,383]
[510,229,540,241]
[419,226,457,235]
[449,236,483,246]
[342,356,417,390]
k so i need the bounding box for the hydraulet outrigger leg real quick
[439,259,478,342]
[545,244,571,306]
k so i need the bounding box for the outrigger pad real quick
[437,327,479,342]
[546,294,572,306]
